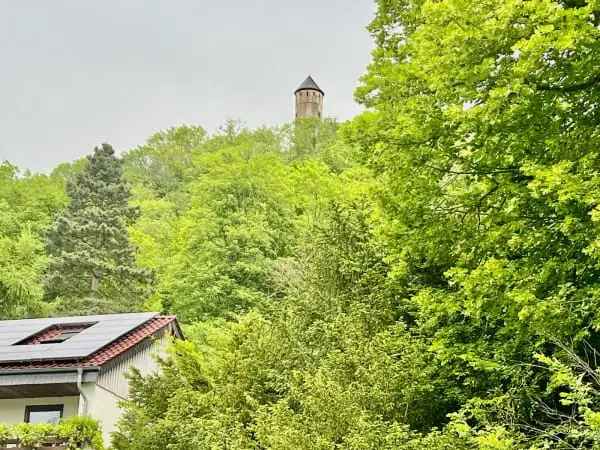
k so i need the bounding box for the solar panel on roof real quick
[0,312,157,363]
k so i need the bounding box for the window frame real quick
[24,404,64,423]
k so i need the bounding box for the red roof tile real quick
[0,316,178,372]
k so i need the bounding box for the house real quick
[0,312,183,444]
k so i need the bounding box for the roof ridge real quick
[84,316,177,366]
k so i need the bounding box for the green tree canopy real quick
[344,0,600,446]
[123,125,207,198]
[0,162,66,319]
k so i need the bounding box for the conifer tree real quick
[45,144,152,314]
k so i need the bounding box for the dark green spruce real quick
[45,144,152,315]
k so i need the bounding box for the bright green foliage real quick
[45,144,152,314]
[123,125,207,198]
[110,124,384,449]
[282,118,346,169]
[158,148,295,321]
[0,416,103,450]
[127,123,349,321]
[0,227,47,319]
[114,194,442,449]
[58,416,105,450]
[343,0,600,446]
[0,162,66,318]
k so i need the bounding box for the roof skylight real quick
[14,323,96,346]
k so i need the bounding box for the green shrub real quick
[0,423,10,443]
[0,417,103,450]
[58,416,104,450]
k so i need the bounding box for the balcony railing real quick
[0,437,85,449]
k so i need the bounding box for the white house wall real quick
[80,382,119,446]
[96,333,167,399]
[0,396,79,423]
[85,333,169,444]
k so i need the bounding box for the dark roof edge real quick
[170,319,185,340]
[79,312,161,359]
[0,367,100,375]
[294,75,324,95]
[84,315,180,364]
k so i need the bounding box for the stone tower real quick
[295,75,324,119]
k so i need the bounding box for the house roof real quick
[294,75,324,95]
[0,314,181,373]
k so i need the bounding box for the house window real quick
[24,405,64,424]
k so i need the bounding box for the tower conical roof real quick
[295,75,324,95]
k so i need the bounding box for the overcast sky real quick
[0,1,375,172]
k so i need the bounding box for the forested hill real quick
[0,118,350,321]
[5,0,600,448]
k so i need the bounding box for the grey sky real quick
[0,1,375,172]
